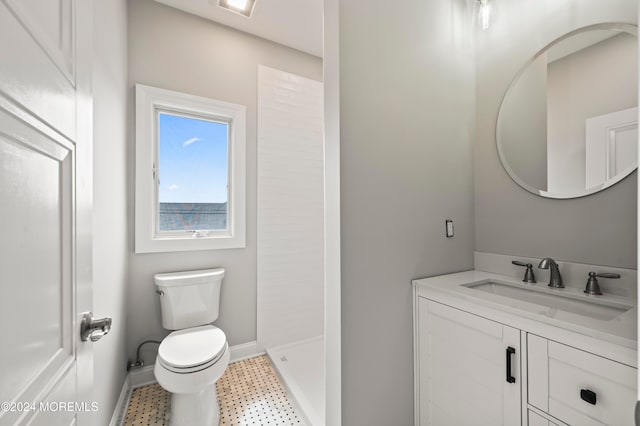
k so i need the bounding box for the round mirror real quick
[497,23,638,199]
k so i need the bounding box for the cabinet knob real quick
[580,389,597,405]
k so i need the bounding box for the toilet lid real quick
[158,325,227,369]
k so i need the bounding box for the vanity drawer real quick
[528,335,636,426]
[528,409,562,426]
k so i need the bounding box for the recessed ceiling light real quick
[218,0,256,17]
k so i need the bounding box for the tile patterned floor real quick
[124,383,171,425]
[123,355,306,426]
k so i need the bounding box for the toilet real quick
[153,268,230,426]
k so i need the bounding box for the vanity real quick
[412,18,640,426]
[411,7,639,425]
[412,261,637,426]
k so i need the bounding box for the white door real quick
[0,1,96,425]
[585,107,638,189]
[417,299,521,426]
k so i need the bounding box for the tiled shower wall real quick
[256,65,324,350]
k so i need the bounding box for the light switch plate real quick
[445,219,454,238]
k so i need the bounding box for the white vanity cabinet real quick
[527,334,636,426]
[527,410,561,426]
[414,296,637,426]
[415,298,522,425]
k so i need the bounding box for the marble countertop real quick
[413,270,637,365]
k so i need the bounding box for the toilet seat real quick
[158,325,227,373]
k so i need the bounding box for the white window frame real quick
[135,84,246,253]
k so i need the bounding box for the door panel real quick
[0,0,92,424]
[6,0,74,77]
[26,365,77,426]
[0,0,76,139]
[609,124,637,175]
[585,106,638,188]
[0,103,74,426]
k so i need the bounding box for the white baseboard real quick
[109,375,131,426]
[230,340,263,363]
[129,364,156,388]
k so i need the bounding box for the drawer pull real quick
[505,346,516,383]
[580,389,597,405]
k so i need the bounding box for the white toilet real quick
[153,268,230,426]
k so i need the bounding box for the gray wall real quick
[92,0,129,423]
[547,33,637,193]
[339,0,476,424]
[126,0,322,363]
[475,0,637,269]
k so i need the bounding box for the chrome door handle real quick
[80,312,112,342]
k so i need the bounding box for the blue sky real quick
[158,112,229,203]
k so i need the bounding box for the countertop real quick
[413,270,637,365]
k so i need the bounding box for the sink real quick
[463,281,633,321]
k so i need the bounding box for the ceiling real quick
[153,0,323,58]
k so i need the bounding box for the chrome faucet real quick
[538,257,563,288]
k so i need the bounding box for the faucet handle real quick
[584,271,620,295]
[591,272,621,279]
[512,260,536,283]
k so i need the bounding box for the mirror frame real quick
[496,22,638,199]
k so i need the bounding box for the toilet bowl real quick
[153,268,229,426]
[154,325,230,426]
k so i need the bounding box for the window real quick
[157,112,229,232]
[135,84,246,253]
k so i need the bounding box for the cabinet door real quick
[416,299,521,425]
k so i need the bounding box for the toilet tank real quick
[154,268,225,330]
